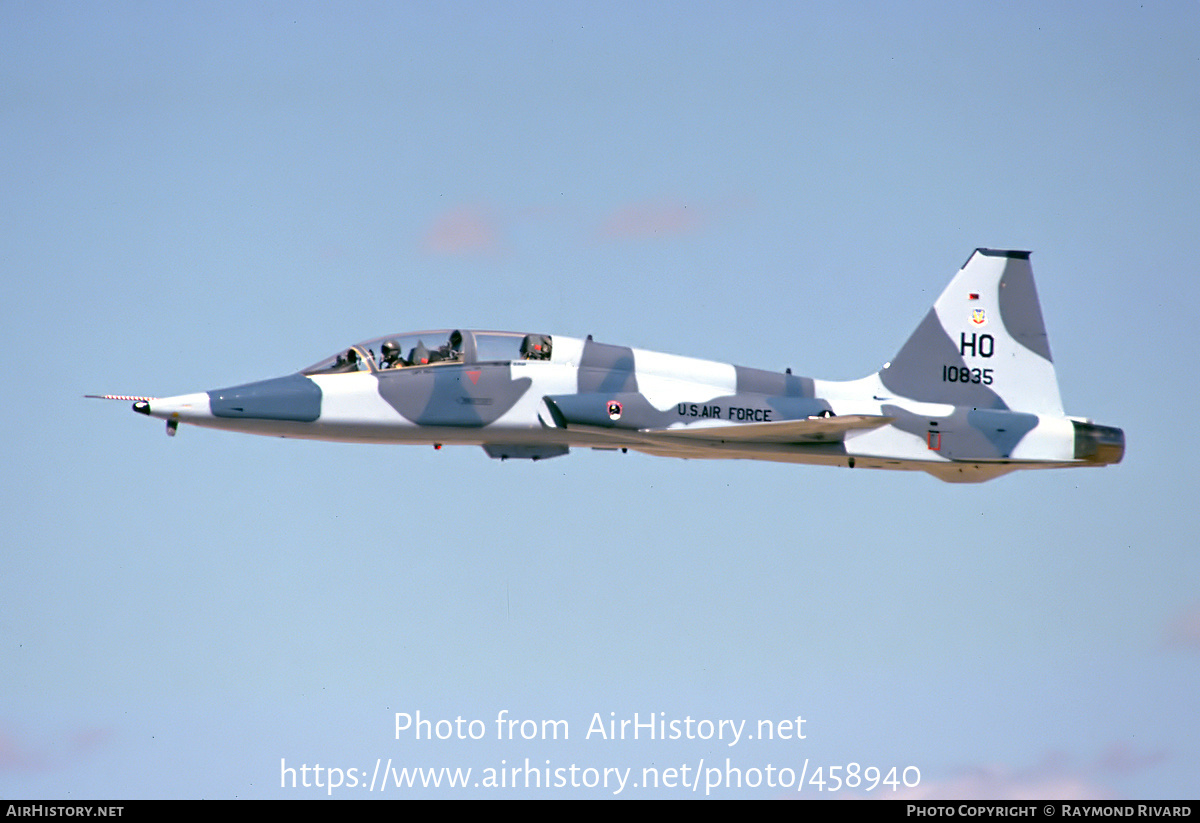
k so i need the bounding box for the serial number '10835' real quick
[942,365,993,385]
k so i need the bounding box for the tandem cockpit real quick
[301,329,554,375]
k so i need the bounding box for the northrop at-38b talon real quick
[93,249,1123,483]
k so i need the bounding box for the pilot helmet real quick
[381,339,401,360]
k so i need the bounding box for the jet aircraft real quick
[93,249,1123,483]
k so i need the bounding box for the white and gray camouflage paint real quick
[105,250,1123,483]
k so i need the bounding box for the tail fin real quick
[878,249,1064,415]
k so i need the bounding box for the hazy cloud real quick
[880,762,1111,801]
[0,725,113,773]
[1095,742,1169,775]
[421,205,503,256]
[1163,603,1200,650]
[0,730,47,772]
[598,199,708,240]
[865,745,1170,801]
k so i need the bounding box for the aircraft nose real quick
[135,391,212,421]
[207,373,322,422]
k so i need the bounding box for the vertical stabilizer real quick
[878,249,1064,415]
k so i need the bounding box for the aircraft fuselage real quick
[115,250,1124,483]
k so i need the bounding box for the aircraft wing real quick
[549,414,892,463]
[545,406,891,449]
[638,414,893,444]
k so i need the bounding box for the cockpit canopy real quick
[301,329,553,375]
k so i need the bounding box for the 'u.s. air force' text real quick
[678,404,773,422]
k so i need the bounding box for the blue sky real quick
[3,1,1198,798]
